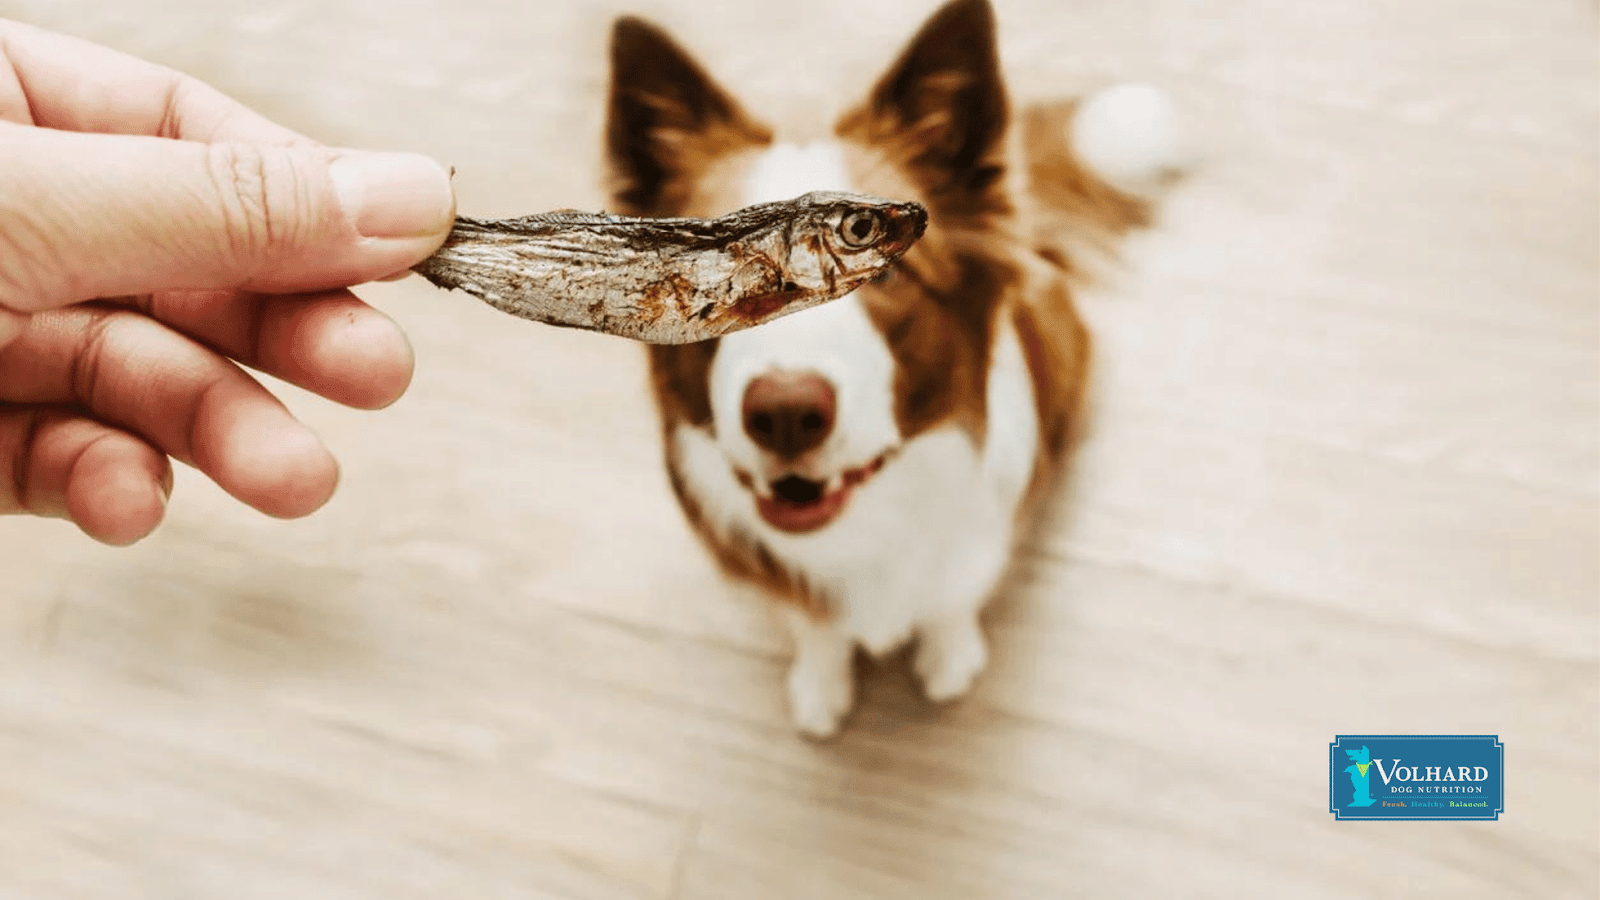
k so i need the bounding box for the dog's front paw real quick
[787,657,855,739]
[915,616,988,703]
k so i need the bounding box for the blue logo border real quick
[1328,734,1504,821]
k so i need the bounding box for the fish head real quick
[780,191,928,296]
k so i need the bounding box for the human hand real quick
[0,19,456,545]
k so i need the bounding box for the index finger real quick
[0,17,310,145]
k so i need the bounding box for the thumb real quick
[0,122,456,312]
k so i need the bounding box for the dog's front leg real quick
[912,537,1008,703]
[779,608,856,739]
[914,609,989,703]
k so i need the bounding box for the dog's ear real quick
[605,17,771,215]
[839,0,1009,205]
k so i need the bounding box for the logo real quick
[1329,735,1503,821]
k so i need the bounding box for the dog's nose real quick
[741,370,836,458]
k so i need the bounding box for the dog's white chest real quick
[812,313,1040,652]
[803,427,1001,653]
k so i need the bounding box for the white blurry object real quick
[1070,82,1187,195]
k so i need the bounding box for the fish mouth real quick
[871,201,928,264]
[734,452,892,534]
[889,201,929,246]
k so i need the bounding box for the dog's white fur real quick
[669,84,1180,737]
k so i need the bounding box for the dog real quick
[603,0,1182,737]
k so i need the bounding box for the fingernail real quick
[329,151,455,239]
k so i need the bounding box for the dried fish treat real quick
[411,191,928,344]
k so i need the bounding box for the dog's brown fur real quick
[605,0,1151,615]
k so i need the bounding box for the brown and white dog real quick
[604,0,1182,737]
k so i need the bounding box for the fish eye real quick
[838,210,884,248]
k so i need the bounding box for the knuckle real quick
[206,143,273,261]
[67,307,124,411]
[154,73,188,140]
[2,407,44,513]
[205,143,304,268]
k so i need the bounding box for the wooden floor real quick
[2,1,1596,897]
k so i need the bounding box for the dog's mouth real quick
[735,453,891,534]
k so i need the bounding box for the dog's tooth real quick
[825,473,844,494]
